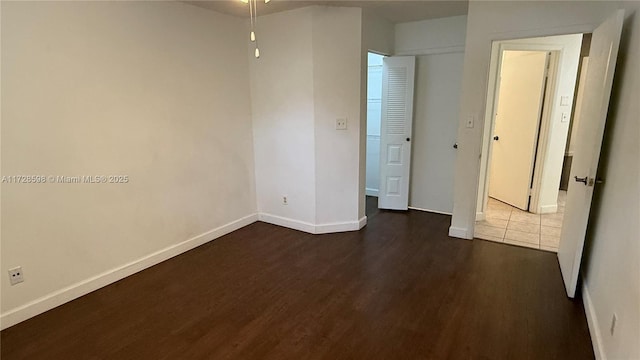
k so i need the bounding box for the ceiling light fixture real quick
[242,0,270,58]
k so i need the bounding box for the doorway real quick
[474,34,587,252]
[365,52,385,216]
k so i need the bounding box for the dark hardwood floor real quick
[1,197,593,359]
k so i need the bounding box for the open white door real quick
[378,56,415,210]
[488,51,549,210]
[558,10,624,298]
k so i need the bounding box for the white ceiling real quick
[183,0,469,24]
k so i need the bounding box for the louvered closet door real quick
[379,56,416,210]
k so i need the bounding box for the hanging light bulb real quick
[255,48,260,58]
[250,31,256,42]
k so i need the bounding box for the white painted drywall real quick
[312,6,363,226]
[452,1,639,358]
[366,53,384,196]
[249,7,317,226]
[359,9,395,217]
[250,6,363,230]
[394,16,467,214]
[395,15,467,56]
[1,0,256,317]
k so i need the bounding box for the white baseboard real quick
[358,216,367,229]
[408,206,452,216]
[539,204,559,214]
[449,226,472,240]
[582,281,605,360]
[0,213,259,330]
[258,213,366,234]
[365,188,379,197]
[257,213,316,233]
[476,211,486,221]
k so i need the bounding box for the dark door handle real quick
[453,143,458,149]
[493,136,499,141]
[406,137,410,142]
[574,176,588,185]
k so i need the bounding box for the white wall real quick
[312,7,363,227]
[251,6,364,232]
[359,9,395,217]
[451,1,639,358]
[1,1,257,327]
[395,16,467,214]
[395,15,467,56]
[249,7,317,228]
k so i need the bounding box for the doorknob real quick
[574,176,588,185]
[493,136,499,141]
[406,137,410,142]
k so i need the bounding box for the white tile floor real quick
[474,191,567,252]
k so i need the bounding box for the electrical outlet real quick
[610,313,617,335]
[336,118,347,130]
[282,196,288,205]
[8,267,24,285]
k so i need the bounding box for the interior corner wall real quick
[1,1,257,326]
[312,7,363,227]
[249,8,317,229]
[453,1,639,358]
[359,9,395,219]
[250,6,364,232]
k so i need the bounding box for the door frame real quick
[476,42,562,220]
[363,50,391,207]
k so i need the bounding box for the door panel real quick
[558,10,624,298]
[379,56,415,210]
[488,51,549,210]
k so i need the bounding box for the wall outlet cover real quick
[336,118,348,130]
[8,267,24,285]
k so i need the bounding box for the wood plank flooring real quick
[1,197,594,359]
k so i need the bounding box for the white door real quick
[558,10,625,298]
[378,56,416,210]
[488,51,549,210]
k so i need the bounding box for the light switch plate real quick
[336,118,347,130]
[560,96,571,106]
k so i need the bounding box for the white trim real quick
[365,188,379,197]
[476,211,486,221]
[358,216,367,229]
[315,217,366,234]
[257,213,316,234]
[0,213,259,330]
[258,213,366,234]
[395,45,465,56]
[582,281,605,360]
[448,226,472,240]
[539,204,558,214]
[408,206,452,216]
